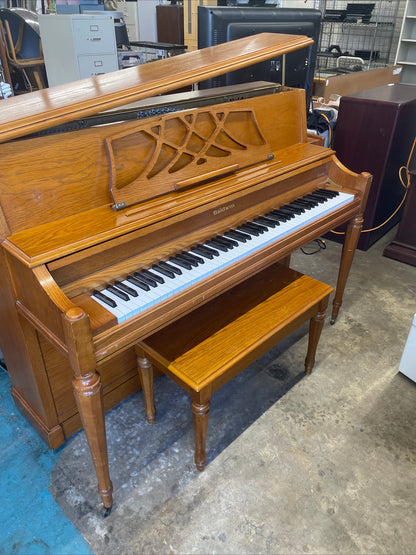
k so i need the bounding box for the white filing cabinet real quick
[39,14,119,87]
[116,1,139,42]
[137,0,159,42]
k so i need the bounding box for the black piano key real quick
[134,271,158,288]
[262,215,281,226]
[191,246,214,260]
[244,221,267,234]
[276,207,296,217]
[93,289,117,308]
[281,204,302,215]
[152,264,175,279]
[176,253,198,267]
[288,201,306,212]
[114,280,138,297]
[181,251,204,264]
[267,210,289,222]
[196,244,220,257]
[254,216,278,228]
[224,229,251,242]
[264,212,284,224]
[317,188,338,198]
[308,193,329,202]
[303,194,325,205]
[127,275,151,291]
[141,268,164,284]
[170,256,193,270]
[159,260,182,275]
[297,198,318,208]
[238,224,260,237]
[271,209,293,219]
[218,234,239,247]
[215,235,237,248]
[206,239,229,252]
[107,284,129,301]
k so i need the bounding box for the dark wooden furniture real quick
[332,83,416,251]
[137,263,333,471]
[0,33,371,511]
[156,4,184,45]
[384,169,416,266]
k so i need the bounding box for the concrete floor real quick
[47,226,416,555]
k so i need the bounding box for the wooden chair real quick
[0,19,46,91]
[136,263,333,471]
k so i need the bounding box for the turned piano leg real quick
[305,296,329,374]
[135,346,156,424]
[191,399,210,471]
[331,215,363,324]
[63,308,113,514]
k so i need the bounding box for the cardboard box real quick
[313,65,403,102]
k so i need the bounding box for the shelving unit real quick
[395,0,416,84]
[317,0,399,74]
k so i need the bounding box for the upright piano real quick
[0,34,371,510]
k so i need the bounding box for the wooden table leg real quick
[191,399,210,471]
[63,308,113,512]
[331,215,363,324]
[305,296,329,374]
[136,346,156,424]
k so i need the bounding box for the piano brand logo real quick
[213,203,235,216]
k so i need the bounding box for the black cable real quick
[301,238,327,255]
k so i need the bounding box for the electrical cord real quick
[301,238,327,255]
[319,112,332,148]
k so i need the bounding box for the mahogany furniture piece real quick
[156,4,184,45]
[0,33,371,511]
[383,169,416,266]
[332,83,416,251]
[137,263,333,471]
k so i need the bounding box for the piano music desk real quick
[137,263,333,471]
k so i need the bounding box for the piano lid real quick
[0,33,313,144]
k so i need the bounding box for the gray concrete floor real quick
[51,227,416,555]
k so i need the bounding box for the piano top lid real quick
[0,33,313,144]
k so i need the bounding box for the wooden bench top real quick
[140,263,333,393]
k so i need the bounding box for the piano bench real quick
[136,262,333,471]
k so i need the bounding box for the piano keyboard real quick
[91,189,354,323]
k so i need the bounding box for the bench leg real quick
[304,296,330,374]
[191,400,210,471]
[136,347,156,424]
